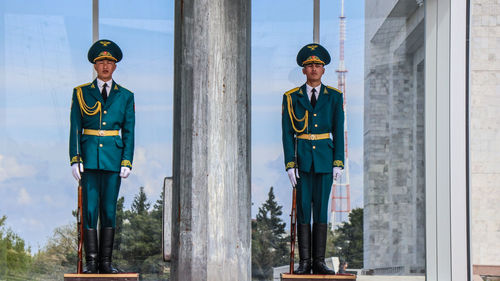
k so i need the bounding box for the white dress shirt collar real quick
[306,83,321,101]
[97,78,112,96]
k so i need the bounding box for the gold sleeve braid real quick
[333,160,344,168]
[285,92,308,133]
[70,156,82,165]
[121,160,132,168]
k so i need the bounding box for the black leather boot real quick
[312,223,335,275]
[83,228,98,274]
[99,227,122,274]
[294,224,312,274]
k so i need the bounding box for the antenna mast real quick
[331,0,351,230]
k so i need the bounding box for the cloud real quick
[20,217,43,229]
[100,18,174,34]
[119,145,172,208]
[252,105,281,114]
[17,188,32,205]
[348,146,364,167]
[0,155,36,183]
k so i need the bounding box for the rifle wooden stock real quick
[77,164,84,273]
[289,187,297,274]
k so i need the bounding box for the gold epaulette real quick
[326,85,343,94]
[74,82,91,90]
[284,87,300,96]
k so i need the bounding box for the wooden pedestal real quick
[63,273,139,281]
[281,273,357,281]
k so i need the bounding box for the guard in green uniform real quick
[282,43,344,275]
[69,39,135,274]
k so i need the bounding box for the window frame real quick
[425,0,470,280]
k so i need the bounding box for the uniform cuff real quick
[121,160,133,169]
[333,160,344,168]
[70,156,82,165]
[285,161,296,170]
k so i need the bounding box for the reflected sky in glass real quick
[0,0,364,251]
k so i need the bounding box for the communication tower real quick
[330,0,351,230]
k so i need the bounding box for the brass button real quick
[314,124,318,127]
[314,113,317,117]
[104,110,107,114]
[313,146,316,149]
[98,130,104,136]
[99,144,103,147]
[102,122,107,126]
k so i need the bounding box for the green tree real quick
[252,187,289,280]
[114,196,125,261]
[0,215,32,281]
[118,187,166,279]
[30,223,77,279]
[326,208,363,269]
[25,187,169,280]
[131,186,150,215]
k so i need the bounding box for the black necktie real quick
[311,88,317,108]
[101,83,108,103]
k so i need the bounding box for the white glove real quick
[287,168,300,187]
[72,163,84,181]
[120,167,131,178]
[333,167,343,181]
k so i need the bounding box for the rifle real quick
[77,160,83,273]
[76,130,84,273]
[289,135,299,274]
[289,185,297,274]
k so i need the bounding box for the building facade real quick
[364,0,425,275]
[364,0,500,277]
[470,0,500,273]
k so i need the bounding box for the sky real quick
[0,0,364,253]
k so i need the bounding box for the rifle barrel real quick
[289,187,297,274]
[76,159,84,273]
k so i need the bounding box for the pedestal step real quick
[63,273,139,281]
[281,273,356,281]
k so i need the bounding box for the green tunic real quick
[281,83,344,223]
[69,79,135,228]
[69,79,135,171]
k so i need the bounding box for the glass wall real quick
[0,1,173,280]
[0,0,92,254]
[364,0,425,276]
[8,1,492,281]
[99,1,174,200]
[251,0,426,279]
[98,1,173,278]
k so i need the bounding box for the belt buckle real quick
[98,130,104,136]
[310,134,316,140]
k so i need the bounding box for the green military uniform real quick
[282,83,344,223]
[69,39,134,274]
[69,79,135,228]
[282,43,344,275]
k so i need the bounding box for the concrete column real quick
[171,0,251,281]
